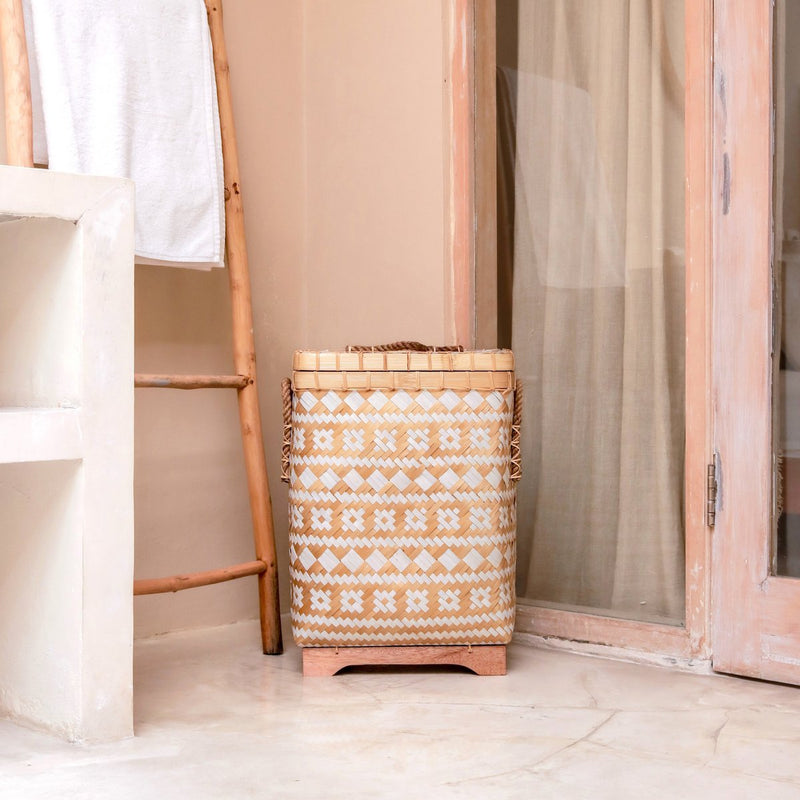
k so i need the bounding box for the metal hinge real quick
[707,462,718,528]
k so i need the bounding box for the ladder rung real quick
[134,373,251,390]
[134,559,267,595]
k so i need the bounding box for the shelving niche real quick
[0,166,134,742]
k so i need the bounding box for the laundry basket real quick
[281,343,520,647]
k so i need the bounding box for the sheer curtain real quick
[498,0,686,622]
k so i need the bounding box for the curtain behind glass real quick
[498,0,686,622]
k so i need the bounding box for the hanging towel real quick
[23,0,225,269]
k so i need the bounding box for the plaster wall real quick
[1,0,449,637]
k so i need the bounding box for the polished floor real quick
[2,619,800,798]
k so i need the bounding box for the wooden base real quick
[301,645,507,677]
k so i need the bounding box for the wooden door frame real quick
[450,0,714,659]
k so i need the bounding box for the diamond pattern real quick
[439,390,460,410]
[366,550,389,571]
[367,470,389,492]
[288,384,516,647]
[487,547,503,567]
[392,391,412,411]
[320,468,339,489]
[390,549,412,571]
[298,547,317,569]
[414,550,435,571]
[416,391,436,411]
[343,469,364,490]
[321,390,342,412]
[344,392,364,411]
[438,549,460,571]
[391,471,411,491]
[439,468,459,490]
[463,390,484,410]
[368,391,388,410]
[317,549,340,572]
[486,391,504,410]
[463,467,483,489]
[341,549,364,572]
[415,470,436,491]
[463,548,484,570]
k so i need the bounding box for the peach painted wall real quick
[1,0,449,637]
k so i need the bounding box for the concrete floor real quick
[2,620,800,799]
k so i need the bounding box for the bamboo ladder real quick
[0,0,282,654]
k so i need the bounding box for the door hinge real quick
[707,462,718,528]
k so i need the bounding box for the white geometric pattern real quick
[415,470,436,491]
[320,469,339,489]
[470,507,491,530]
[414,550,435,571]
[440,428,460,450]
[343,469,364,490]
[317,549,340,572]
[470,587,491,608]
[344,392,364,411]
[439,468,459,490]
[375,429,397,452]
[438,589,460,611]
[343,429,365,451]
[366,550,389,571]
[408,428,429,451]
[341,549,364,572]
[405,509,426,531]
[367,470,389,492]
[374,590,396,613]
[368,391,389,410]
[463,548,484,570]
[340,589,363,613]
[341,508,365,532]
[313,429,334,450]
[437,508,460,530]
[374,509,396,532]
[406,590,429,612]
[390,549,412,571]
[288,386,517,647]
[438,549,460,571]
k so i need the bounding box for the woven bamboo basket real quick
[281,343,520,647]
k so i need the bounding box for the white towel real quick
[23,0,225,269]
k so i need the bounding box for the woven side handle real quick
[281,378,293,483]
[346,341,465,353]
[510,380,522,484]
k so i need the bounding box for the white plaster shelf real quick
[0,407,83,464]
[0,166,134,743]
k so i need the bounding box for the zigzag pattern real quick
[294,629,515,645]
[288,387,517,647]
[288,532,516,549]
[291,611,515,629]
[288,489,516,505]
[290,566,516,586]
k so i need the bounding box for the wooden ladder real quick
[0,0,283,654]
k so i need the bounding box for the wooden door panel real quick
[711,0,800,684]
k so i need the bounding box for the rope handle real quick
[346,341,464,353]
[281,377,293,483]
[510,380,522,484]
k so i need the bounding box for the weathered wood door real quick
[711,0,800,684]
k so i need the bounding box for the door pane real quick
[496,0,686,623]
[774,0,800,578]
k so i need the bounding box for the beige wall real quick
[2,0,450,637]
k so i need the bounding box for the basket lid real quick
[292,349,514,373]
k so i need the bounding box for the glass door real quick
[495,0,690,630]
[711,0,800,684]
